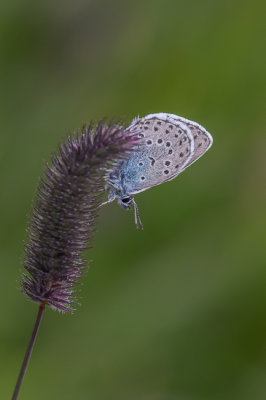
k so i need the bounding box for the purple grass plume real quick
[21,121,138,313]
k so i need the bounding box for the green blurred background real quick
[1,0,266,399]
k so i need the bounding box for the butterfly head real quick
[117,194,142,229]
[118,195,133,210]
[100,187,143,229]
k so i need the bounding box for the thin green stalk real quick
[12,303,45,400]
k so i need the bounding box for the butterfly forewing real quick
[121,115,194,194]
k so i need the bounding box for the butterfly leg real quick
[99,189,116,207]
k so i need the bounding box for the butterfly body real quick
[104,113,213,228]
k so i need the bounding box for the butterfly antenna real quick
[132,198,143,230]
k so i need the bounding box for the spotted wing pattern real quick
[121,114,195,194]
[170,114,213,169]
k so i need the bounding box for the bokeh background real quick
[1,1,266,399]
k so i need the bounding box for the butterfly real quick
[102,113,213,229]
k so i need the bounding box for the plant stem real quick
[12,303,45,400]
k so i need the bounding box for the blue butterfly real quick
[103,113,213,229]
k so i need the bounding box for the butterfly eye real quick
[122,197,131,204]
